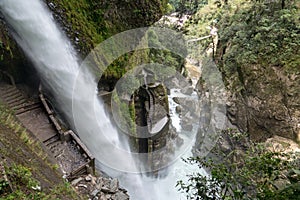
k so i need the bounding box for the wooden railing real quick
[39,87,95,179]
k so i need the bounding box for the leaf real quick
[292,169,300,175]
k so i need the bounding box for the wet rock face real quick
[134,84,169,141]
[44,0,167,56]
[218,62,300,142]
[0,18,33,84]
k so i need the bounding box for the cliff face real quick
[222,62,299,141]
[44,0,167,56]
[0,0,167,81]
[184,0,299,142]
[215,1,300,142]
[0,19,34,84]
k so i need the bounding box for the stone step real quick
[47,140,62,149]
[0,85,17,93]
[7,97,27,107]
[43,135,60,146]
[15,102,41,115]
[3,91,22,101]
[1,86,19,94]
[48,142,65,157]
[54,149,65,158]
[13,101,40,111]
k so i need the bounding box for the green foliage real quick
[0,179,9,194]
[165,3,176,14]
[217,0,300,75]
[48,0,108,53]
[177,130,300,200]
[169,0,208,13]
[45,181,79,199]
[103,56,129,80]
[183,1,223,60]
[111,92,137,135]
[184,0,299,77]
[1,163,78,200]
[147,29,186,73]
[6,164,39,189]
[0,104,33,146]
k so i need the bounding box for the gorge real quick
[0,0,299,199]
[0,0,213,199]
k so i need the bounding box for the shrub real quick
[177,131,300,199]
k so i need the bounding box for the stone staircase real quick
[0,83,88,175]
[44,135,62,158]
[0,84,41,115]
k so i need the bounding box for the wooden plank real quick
[49,115,62,131]
[39,94,53,115]
[13,101,39,110]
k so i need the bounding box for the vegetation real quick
[2,163,78,200]
[0,36,13,63]
[217,0,300,75]
[168,0,209,13]
[46,0,168,81]
[46,0,108,54]
[111,91,137,137]
[184,0,300,72]
[177,1,300,198]
[0,104,80,199]
[177,130,300,200]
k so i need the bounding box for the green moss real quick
[46,0,168,81]
[0,40,3,61]
[111,92,137,136]
[47,0,108,53]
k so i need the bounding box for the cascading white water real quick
[0,0,141,193]
[0,1,216,199]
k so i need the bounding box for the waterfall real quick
[0,0,221,199]
[0,0,141,193]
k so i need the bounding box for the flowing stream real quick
[0,0,209,199]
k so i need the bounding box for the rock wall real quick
[43,0,167,57]
[0,18,36,84]
[221,64,300,142]
[134,84,171,174]
[0,0,167,83]
[213,1,300,142]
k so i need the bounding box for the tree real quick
[177,130,300,200]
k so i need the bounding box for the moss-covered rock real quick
[215,1,300,141]
[0,19,33,84]
[44,0,167,57]
[184,0,299,142]
[0,0,168,85]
